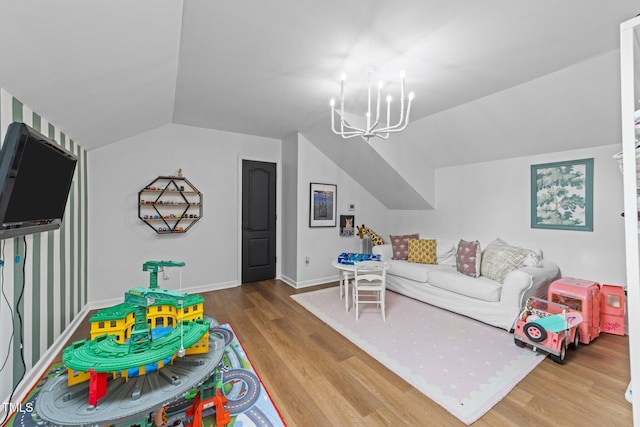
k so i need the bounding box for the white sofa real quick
[372,238,560,330]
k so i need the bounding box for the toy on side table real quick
[338,252,381,265]
[513,297,583,364]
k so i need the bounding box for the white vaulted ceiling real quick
[0,0,636,171]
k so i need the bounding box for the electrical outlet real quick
[305,256,310,265]
[163,269,170,280]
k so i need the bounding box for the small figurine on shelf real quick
[178,168,183,177]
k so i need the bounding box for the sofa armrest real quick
[372,244,393,261]
[500,260,560,308]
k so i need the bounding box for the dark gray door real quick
[242,160,276,283]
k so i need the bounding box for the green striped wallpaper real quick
[0,87,88,402]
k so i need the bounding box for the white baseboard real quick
[279,274,296,287]
[279,274,338,289]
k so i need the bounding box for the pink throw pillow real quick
[456,239,481,278]
[389,233,420,260]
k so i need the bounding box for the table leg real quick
[345,275,350,312]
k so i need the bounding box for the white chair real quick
[352,260,386,321]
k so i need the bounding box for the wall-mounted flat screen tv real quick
[0,122,77,239]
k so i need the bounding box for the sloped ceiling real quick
[0,1,635,153]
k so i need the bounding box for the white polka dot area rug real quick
[292,287,546,425]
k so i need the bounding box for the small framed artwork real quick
[310,183,337,227]
[340,215,355,237]
[530,158,594,231]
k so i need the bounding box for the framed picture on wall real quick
[309,183,337,227]
[530,158,594,231]
[340,215,355,237]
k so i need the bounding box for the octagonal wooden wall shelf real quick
[138,176,203,234]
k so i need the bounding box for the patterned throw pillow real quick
[481,238,531,282]
[389,233,420,260]
[407,239,437,264]
[456,239,481,278]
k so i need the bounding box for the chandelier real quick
[329,71,414,141]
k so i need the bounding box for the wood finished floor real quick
[60,279,632,426]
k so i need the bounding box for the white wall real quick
[291,134,388,287]
[386,144,626,285]
[88,123,281,304]
[280,133,298,283]
[88,121,626,298]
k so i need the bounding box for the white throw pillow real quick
[436,239,457,266]
[373,244,393,261]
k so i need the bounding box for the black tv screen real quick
[0,122,77,239]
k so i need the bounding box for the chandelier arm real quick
[332,127,364,137]
[334,127,364,135]
[340,121,366,133]
[393,99,413,132]
[332,117,364,136]
[376,122,404,133]
[338,110,367,134]
[375,122,403,133]
[366,74,372,131]
[388,97,406,129]
[342,132,365,139]
[378,101,413,134]
[374,82,382,128]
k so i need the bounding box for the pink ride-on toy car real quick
[513,297,583,364]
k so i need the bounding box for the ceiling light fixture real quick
[330,71,414,141]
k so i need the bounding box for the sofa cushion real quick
[387,259,445,283]
[456,239,481,278]
[389,233,419,260]
[407,239,437,264]
[481,238,530,282]
[428,269,503,302]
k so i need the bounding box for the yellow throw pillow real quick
[407,239,437,264]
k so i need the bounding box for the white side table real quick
[332,260,389,312]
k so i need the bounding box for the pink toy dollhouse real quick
[547,277,626,344]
